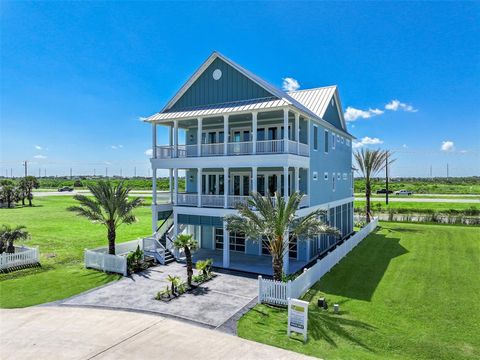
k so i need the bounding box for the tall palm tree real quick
[0,224,30,254]
[172,234,198,287]
[68,181,143,255]
[354,148,394,223]
[225,192,339,281]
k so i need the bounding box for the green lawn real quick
[354,200,479,212]
[238,222,480,360]
[0,196,151,308]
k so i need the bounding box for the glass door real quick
[257,175,265,196]
[268,174,277,196]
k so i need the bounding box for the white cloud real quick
[353,136,384,148]
[402,144,408,148]
[145,148,153,157]
[34,145,42,150]
[282,77,300,92]
[34,154,47,159]
[441,141,455,152]
[111,145,124,150]
[138,116,147,121]
[344,107,384,122]
[385,99,417,112]
[459,149,468,154]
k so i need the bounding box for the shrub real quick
[127,245,145,273]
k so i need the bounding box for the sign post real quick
[287,298,308,342]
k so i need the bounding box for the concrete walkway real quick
[0,307,314,360]
[60,262,258,328]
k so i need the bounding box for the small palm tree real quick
[226,192,339,281]
[0,225,30,254]
[68,181,143,255]
[172,234,198,287]
[354,148,394,222]
[18,176,40,207]
[167,274,180,295]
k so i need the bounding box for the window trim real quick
[324,130,329,154]
[313,125,318,151]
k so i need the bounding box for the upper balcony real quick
[155,139,309,159]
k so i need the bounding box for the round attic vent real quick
[213,69,222,80]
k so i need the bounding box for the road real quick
[356,196,480,203]
[0,307,314,360]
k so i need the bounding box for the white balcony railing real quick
[201,194,224,208]
[228,141,253,155]
[202,143,224,156]
[227,195,249,208]
[176,193,198,206]
[298,142,309,157]
[256,139,285,154]
[299,194,310,208]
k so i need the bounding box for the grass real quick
[0,196,151,308]
[238,222,480,360]
[354,200,479,212]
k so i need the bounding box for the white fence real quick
[84,239,143,276]
[258,218,379,306]
[0,246,39,270]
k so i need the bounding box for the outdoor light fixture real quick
[333,304,339,314]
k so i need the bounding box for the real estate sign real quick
[287,298,308,342]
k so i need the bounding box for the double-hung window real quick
[332,133,336,150]
[313,126,318,150]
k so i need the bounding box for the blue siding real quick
[170,58,275,111]
[323,98,344,130]
[201,226,214,249]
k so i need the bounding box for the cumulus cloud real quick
[145,148,153,157]
[353,136,384,148]
[441,141,455,152]
[138,116,148,121]
[34,154,47,159]
[111,145,124,150]
[344,107,384,122]
[282,77,300,92]
[34,145,42,150]
[385,99,417,112]
[402,144,408,148]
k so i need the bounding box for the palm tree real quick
[172,234,198,287]
[354,148,394,223]
[0,225,30,254]
[18,176,40,207]
[225,192,339,281]
[68,181,143,255]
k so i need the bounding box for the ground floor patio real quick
[192,249,308,276]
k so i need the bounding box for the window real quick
[341,137,344,144]
[337,173,341,181]
[324,130,329,153]
[337,135,341,143]
[343,173,347,180]
[332,173,336,191]
[313,171,318,181]
[324,172,328,180]
[313,126,318,150]
[346,139,350,147]
[215,228,223,250]
[215,228,245,252]
[332,133,336,149]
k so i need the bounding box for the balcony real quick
[175,193,310,209]
[155,140,309,159]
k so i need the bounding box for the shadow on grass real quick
[318,233,408,301]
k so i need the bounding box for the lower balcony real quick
[175,193,310,209]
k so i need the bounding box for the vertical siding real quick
[170,58,274,110]
[322,98,344,130]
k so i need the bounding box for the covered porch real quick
[191,248,308,277]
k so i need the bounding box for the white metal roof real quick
[288,86,337,118]
[146,97,288,121]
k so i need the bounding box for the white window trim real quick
[313,125,318,151]
[313,171,318,181]
[332,133,336,150]
[324,129,329,154]
[324,172,328,180]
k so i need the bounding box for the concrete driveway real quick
[0,307,314,360]
[60,262,258,329]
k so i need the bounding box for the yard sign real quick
[287,298,308,342]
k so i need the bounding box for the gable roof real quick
[148,51,352,137]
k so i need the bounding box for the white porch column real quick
[169,168,173,203]
[295,113,300,154]
[283,231,290,275]
[173,168,178,204]
[197,168,202,207]
[152,123,157,159]
[307,167,311,206]
[197,118,202,157]
[223,220,230,268]
[283,108,289,153]
[294,167,300,193]
[173,210,179,257]
[223,115,229,155]
[252,166,257,194]
[306,119,311,149]
[174,120,179,157]
[283,166,289,198]
[151,167,157,233]
[252,111,257,154]
[169,125,173,146]
[224,167,229,208]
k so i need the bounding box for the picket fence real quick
[258,218,379,306]
[84,239,143,276]
[0,246,39,270]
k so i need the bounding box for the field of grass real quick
[238,222,480,360]
[354,200,479,213]
[0,196,151,308]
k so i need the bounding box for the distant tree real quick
[354,148,395,222]
[18,176,40,207]
[172,234,198,287]
[0,224,30,254]
[68,181,143,255]
[0,180,20,208]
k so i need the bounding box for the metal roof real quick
[288,86,337,119]
[146,97,288,121]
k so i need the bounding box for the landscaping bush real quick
[126,245,147,273]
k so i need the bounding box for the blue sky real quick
[1,1,479,177]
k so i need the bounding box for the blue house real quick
[144,51,354,275]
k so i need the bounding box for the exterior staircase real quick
[142,211,176,265]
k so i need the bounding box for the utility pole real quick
[10,168,12,178]
[70,168,72,179]
[385,153,389,205]
[39,168,41,178]
[44,168,46,177]
[24,160,28,177]
[105,167,108,178]
[447,163,449,179]
[430,165,432,179]
[120,168,122,177]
